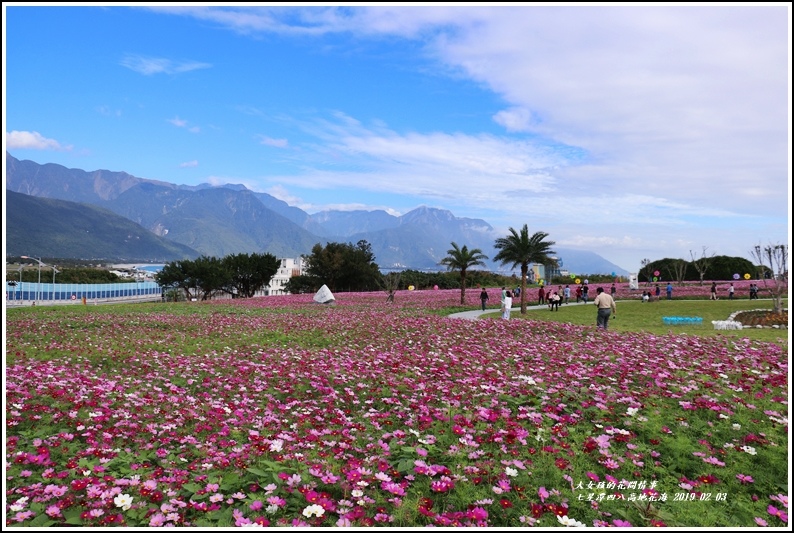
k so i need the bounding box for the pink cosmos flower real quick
[736,474,754,484]
[703,456,725,467]
[754,517,768,526]
[767,505,788,523]
[538,487,549,503]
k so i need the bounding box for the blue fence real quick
[5,281,162,303]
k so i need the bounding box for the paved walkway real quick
[449,300,589,319]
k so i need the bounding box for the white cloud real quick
[266,184,302,206]
[6,131,71,151]
[179,160,198,168]
[168,117,200,133]
[258,136,289,148]
[120,54,211,75]
[492,107,534,132]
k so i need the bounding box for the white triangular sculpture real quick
[313,284,335,304]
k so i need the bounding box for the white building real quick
[259,257,306,296]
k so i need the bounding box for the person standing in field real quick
[503,292,513,320]
[563,285,571,304]
[575,284,583,303]
[594,287,617,330]
[666,282,673,300]
[710,282,718,300]
[548,291,561,311]
[538,286,546,306]
[480,288,489,311]
[728,283,735,300]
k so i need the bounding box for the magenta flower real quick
[736,474,754,484]
[767,505,788,523]
[538,486,549,503]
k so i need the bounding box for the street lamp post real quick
[16,266,23,302]
[21,256,45,303]
[52,267,60,302]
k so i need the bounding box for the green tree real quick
[190,256,232,301]
[284,275,319,295]
[439,242,489,305]
[155,260,196,301]
[223,252,280,298]
[155,256,230,301]
[493,226,556,314]
[303,240,381,292]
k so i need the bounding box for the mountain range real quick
[5,152,629,275]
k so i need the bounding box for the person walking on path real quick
[538,286,546,306]
[563,285,571,304]
[710,282,718,300]
[480,288,489,311]
[610,283,617,299]
[655,284,661,298]
[666,282,673,300]
[576,284,583,303]
[594,287,617,330]
[503,292,513,320]
[728,283,735,300]
[582,284,590,304]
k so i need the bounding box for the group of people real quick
[710,281,759,300]
[478,284,617,330]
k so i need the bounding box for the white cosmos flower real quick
[741,446,757,455]
[114,493,133,511]
[302,504,325,518]
[505,467,518,477]
[557,515,586,527]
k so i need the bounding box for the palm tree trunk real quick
[460,271,466,305]
[520,264,528,314]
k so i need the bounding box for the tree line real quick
[155,253,282,301]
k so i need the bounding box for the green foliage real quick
[493,225,555,312]
[6,265,123,284]
[640,256,756,284]
[303,240,382,292]
[439,242,489,304]
[156,253,280,300]
[223,252,281,298]
[283,274,319,294]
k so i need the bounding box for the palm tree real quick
[439,242,489,305]
[493,225,556,314]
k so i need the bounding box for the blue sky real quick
[3,4,791,272]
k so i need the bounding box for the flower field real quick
[5,287,789,527]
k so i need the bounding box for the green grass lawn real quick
[480,298,789,348]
